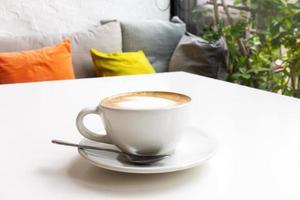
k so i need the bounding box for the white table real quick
[1,72,300,200]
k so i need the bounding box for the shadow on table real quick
[66,156,210,196]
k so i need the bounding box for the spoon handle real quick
[51,139,121,154]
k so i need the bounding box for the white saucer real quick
[78,127,217,174]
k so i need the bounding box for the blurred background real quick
[172,0,300,98]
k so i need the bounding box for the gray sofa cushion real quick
[0,21,122,78]
[169,34,228,79]
[121,17,186,72]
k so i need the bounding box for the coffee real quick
[77,91,192,156]
[101,91,191,109]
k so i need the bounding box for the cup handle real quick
[76,106,112,144]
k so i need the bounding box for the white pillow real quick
[0,21,122,78]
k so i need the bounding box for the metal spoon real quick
[51,140,168,165]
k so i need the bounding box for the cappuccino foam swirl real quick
[117,96,178,109]
[101,91,191,109]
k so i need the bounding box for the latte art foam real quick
[117,96,178,109]
[101,91,191,109]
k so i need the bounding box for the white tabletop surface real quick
[1,72,300,200]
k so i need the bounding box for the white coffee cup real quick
[76,91,191,156]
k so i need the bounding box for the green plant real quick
[195,0,300,97]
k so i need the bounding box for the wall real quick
[0,0,170,36]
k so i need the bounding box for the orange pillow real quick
[0,40,75,84]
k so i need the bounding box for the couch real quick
[0,17,227,82]
[0,17,185,78]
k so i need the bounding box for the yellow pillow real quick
[90,49,156,77]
